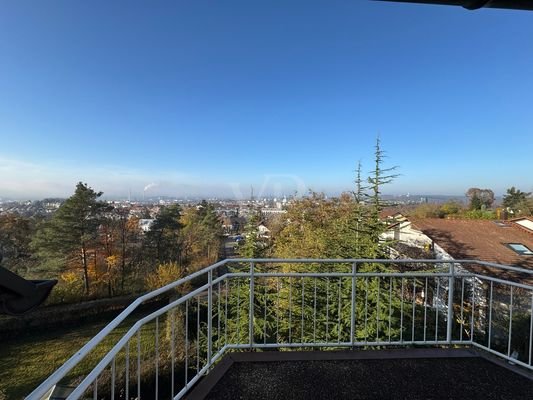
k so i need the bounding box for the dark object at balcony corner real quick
[0,265,57,316]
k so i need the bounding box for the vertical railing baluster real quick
[171,309,175,399]
[224,281,228,346]
[529,291,533,366]
[125,340,130,400]
[313,278,317,344]
[460,278,465,342]
[350,263,356,346]
[302,277,305,344]
[218,282,221,353]
[137,329,141,400]
[411,279,416,342]
[446,263,455,344]
[93,376,97,400]
[376,276,381,343]
[488,281,493,349]
[364,277,369,343]
[185,300,189,387]
[388,277,392,343]
[338,277,342,344]
[208,269,213,361]
[197,296,200,373]
[400,278,404,343]
[236,279,241,343]
[277,277,280,344]
[249,262,255,348]
[423,277,428,343]
[471,279,476,342]
[289,276,292,343]
[326,277,330,343]
[435,279,440,342]
[155,316,159,400]
[508,286,514,357]
[264,281,268,345]
[111,357,115,400]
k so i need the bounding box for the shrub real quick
[463,210,496,220]
[46,271,86,304]
[144,262,185,291]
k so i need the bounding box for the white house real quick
[139,219,155,233]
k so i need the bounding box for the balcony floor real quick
[188,348,533,400]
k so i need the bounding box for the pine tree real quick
[196,201,223,261]
[237,209,266,259]
[0,214,35,274]
[145,204,183,265]
[469,194,483,211]
[31,182,108,294]
[503,187,531,212]
[181,201,223,267]
[366,137,399,258]
[340,161,371,258]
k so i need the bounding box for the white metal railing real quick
[27,259,533,400]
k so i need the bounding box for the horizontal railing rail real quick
[27,259,533,400]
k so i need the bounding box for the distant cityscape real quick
[0,193,471,218]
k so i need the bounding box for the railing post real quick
[249,261,255,349]
[446,262,455,344]
[207,269,213,365]
[350,262,357,346]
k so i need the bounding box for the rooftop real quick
[410,218,533,278]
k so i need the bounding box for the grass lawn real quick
[0,309,159,400]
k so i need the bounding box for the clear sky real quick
[1,1,532,200]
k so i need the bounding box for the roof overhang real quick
[374,0,533,11]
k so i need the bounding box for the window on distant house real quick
[506,243,533,256]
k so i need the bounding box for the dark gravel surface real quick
[205,358,533,399]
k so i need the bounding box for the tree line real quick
[0,184,222,303]
[412,186,532,220]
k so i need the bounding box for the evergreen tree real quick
[145,204,183,265]
[196,201,223,261]
[238,210,266,258]
[181,201,223,267]
[503,187,531,212]
[0,214,36,274]
[365,137,399,258]
[342,161,369,257]
[31,182,108,294]
[469,194,483,211]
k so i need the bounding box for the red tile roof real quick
[409,218,533,281]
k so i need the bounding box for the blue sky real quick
[1,1,532,199]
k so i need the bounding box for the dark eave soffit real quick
[374,1,533,11]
